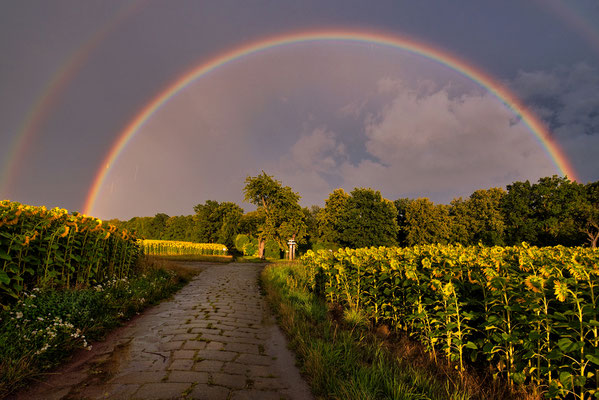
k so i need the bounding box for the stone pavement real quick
[16,263,313,400]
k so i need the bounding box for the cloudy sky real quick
[1,0,598,219]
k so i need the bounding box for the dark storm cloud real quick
[510,63,599,182]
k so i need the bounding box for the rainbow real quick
[83,29,579,215]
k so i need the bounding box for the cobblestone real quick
[13,263,313,400]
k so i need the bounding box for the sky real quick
[1,0,598,220]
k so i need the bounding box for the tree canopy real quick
[338,188,398,248]
[243,172,306,258]
[110,174,599,252]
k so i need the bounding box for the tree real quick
[450,188,505,245]
[338,188,398,248]
[576,182,599,248]
[243,172,306,259]
[394,198,411,246]
[449,197,474,245]
[148,213,169,239]
[502,180,537,245]
[402,198,451,246]
[502,176,587,246]
[164,215,195,241]
[530,176,585,246]
[300,205,320,253]
[317,188,350,248]
[237,211,264,237]
[193,200,243,248]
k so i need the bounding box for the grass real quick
[150,254,233,263]
[235,255,280,263]
[0,255,197,397]
[261,261,499,400]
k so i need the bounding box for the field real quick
[139,239,228,256]
[301,245,599,399]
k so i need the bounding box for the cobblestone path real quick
[17,263,313,400]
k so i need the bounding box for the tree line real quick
[110,173,599,257]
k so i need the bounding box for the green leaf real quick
[586,353,599,366]
[559,371,573,389]
[557,338,574,353]
[0,249,11,261]
[512,372,526,385]
[0,270,10,284]
[464,341,478,350]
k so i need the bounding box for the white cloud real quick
[333,82,558,201]
[289,127,346,172]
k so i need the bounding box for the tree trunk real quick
[587,225,599,249]
[258,238,266,259]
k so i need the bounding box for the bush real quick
[234,234,250,253]
[265,239,281,259]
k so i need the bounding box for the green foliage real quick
[302,244,599,398]
[502,176,588,247]
[578,182,599,248]
[112,214,199,242]
[299,205,320,254]
[317,188,350,247]
[264,239,280,259]
[237,210,263,237]
[234,234,259,256]
[234,234,250,253]
[243,172,306,257]
[193,200,243,248]
[339,188,399,248]
[402,198,451,246]
[450,188,506,246]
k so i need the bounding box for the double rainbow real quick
[83,29,578,215]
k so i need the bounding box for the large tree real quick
[576,182,599,248]
[394,198,411,246]
[402,198,451,246]
[502,176,587,246]
[301,205,320,252]
[243,172,306,258]
[193,200,243,248]
[163,215,196,241]
[148,213,169,239]
[317,188,350,248]
[531,176,586,246]
[338,188,398,248]
[502,180,537,245]
[450,188,506,246]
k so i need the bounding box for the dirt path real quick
[13,263,313,400]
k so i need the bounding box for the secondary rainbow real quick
[0,1,146,198]
[84,29,579,215]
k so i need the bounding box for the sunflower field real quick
[302,244,599,399]
[140,239,228,256]
[0,200,140,305]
